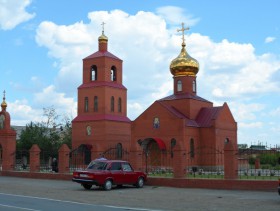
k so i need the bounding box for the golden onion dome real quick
[170,42,199,77]
[1,90,7,110]
[98,32,108,43]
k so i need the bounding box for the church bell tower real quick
[72,24,131,157]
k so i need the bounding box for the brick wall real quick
[0,171,277,192]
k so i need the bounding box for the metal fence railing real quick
[10,146,280,180]
[14,150,30,172]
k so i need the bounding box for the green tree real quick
[17,121,48,151]
[259,153,280,167]
[17,106,72,153]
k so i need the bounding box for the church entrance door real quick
[140,138,167,173]
[147,141,161,167]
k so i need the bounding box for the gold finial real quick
[177,22,189,47]
[98,21,108,43]
[1,90,7,110]
[101,22,106,35]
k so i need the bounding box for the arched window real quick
[190,138,195,158]
[177,80,182,92]
[170,138,176,158]
[111,96,114,112]
[118,97,121,112]
[225,138,230,144]
[91,65,97,81]
[111,66,116,81]
[192,80,196,92]
[94,96,98,112]
[116,143,123,159]
[84,97,89,112]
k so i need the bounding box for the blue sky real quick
[0,0,280,147]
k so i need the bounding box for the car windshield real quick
[87,161,107,170]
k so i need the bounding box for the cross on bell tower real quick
[177,22,189,47]
[101,22,106,35]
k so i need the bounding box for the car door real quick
[121,162,137,184]
[109,162,123,184]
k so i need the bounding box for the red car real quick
[72,159,147,190]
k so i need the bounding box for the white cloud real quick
[9,99,42,125]
[0,0,35,30]
[197,39,280,98]
[269,107,280,116]
[156,6,199,26]
[34,85,76,116]
[229,102,265,122]
[265,36,276,43]
[127,102,144,119]
[239,122,263,129]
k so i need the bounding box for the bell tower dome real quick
[170,23,199,95]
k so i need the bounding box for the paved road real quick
[0,192,160,211]
[0,176,279,211]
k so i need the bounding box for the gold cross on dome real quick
[101,22,106,34]
[177,22,189,44]
[3,90,5,100]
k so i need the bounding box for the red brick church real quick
[72,24,237,175]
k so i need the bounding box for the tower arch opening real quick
[111,66,117,81]
[91,65,97,81]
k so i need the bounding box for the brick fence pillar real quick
[0,131,16,171]
[255,158,260,169]
[224,140,238,180]
[173,149,187,178]
[58,144,70,173]
[29,144,41,172]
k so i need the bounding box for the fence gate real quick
[102,147,129,161]
[142,141,172,175]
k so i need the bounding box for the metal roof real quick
[72,114,131,123]
[195,106,222,127]
[78,81,127,90]
[157,101,223,128]
[158,93,211,103]
[83,51,122,61]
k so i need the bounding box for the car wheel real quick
[136,177,144,188]
[103,180,112,191]
[82,184,92,190]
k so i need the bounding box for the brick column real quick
[58,144,70,173]
[255,158,260,169]
[173,149,187,178]
[29,144,41,172]
[0,131,16,171]
[224,141,238,180]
